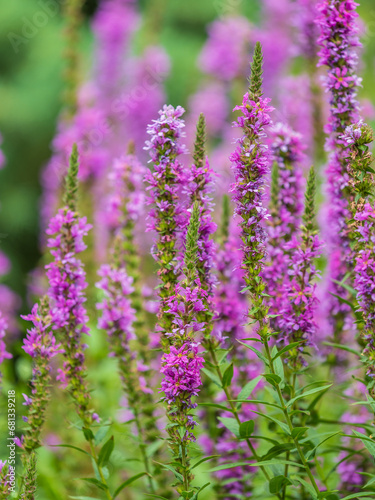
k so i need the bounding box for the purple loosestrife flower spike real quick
[263,123,305,334]
[279,167,323,369]
[160,202,206,494]
[144,105,187,348]
[107,149,151,362]
[45,144,94,427]
[183,114,217,331]
[19,452,36,500]
[230,44,323,496]
[230,41,273,339]
[341,123,375,391]
[96,260,156,492]
[21,297,62,453]
[19,297,61,500]
[46,145,115,499]
[317,0,361,350]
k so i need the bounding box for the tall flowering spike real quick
[249,41,264,98]
[278,167,323,369]
[46,145,94,427]
[19,297,61,500]
[96,262,156,491]
[230,42,273,339]
[221,194,230,243]
[144,105,187,347]
[160,202,206,494]
[341,123,375,387]
[317,0,361,347]
[0,313,11,385]
[212,199,248,347]
[184,114,217,296]
[20,297,62,453]
[263,123,305,331]
[193,113,206,170]
[97,152,158,491]
[20,452,36,500]
[63,142,79,211]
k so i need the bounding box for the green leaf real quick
[269,475,292,494]
[262,443,295,461]
[231,399,283,411]
[340,494,375,500]
[252,410,290,435]
[70,497,101,500]
[80,478,108,491]
[98,436,114,467]
[198,402,233,413]
[321,342,360,357]
[291,427,309,440]
[237,376,262,403]
[222,363,234,388]
[94,427,109,446]
[191,455,220,470]
[291,477,318,498]
[191,482,210,500]
[207,461,251,472]
[238,341,268,365]
[218,417,239,438]
[317,493,340,500]
[239,420,254,439]
[249,459,305,469]
[146,440,164,458]
[363,475,375,488]
[272,342,303,361]
[263,373,281,388]
[83,427,95,442]
[52,444,91,456]
[153,462,183,482]
[113,472,150,498]
[353,430,375,458]
[305,432,341,460]
[286,384,332,407]
[202,368,222,387]
[145,495,169,499]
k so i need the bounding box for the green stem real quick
[133,407,155,493]
[263,340,321,495]
[207,344,283,500]
[282,372,297,500]
[88,439,113,500]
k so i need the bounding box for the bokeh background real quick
[1,1,375,498]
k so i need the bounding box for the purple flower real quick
[199,17,252,81]
[106,154,147,231]
[230,92,273,279]
[263,123,305,332]
[96,264,136,343]
[92,0,139,99]
[160,342,204,408]
[317,0,361,346]
[46,208,94,425]
[144,105,187,342]
[20,299,62,453]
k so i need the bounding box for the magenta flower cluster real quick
[230,93,274,261]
